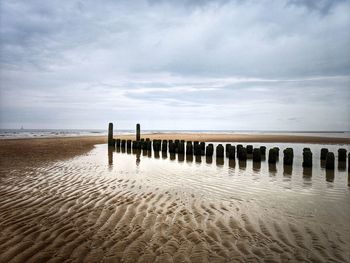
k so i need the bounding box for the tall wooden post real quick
[108,122,114,146]
[136,123,141,141]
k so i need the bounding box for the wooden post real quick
[206,144,214,157]
[108,123,114,146]
[325,152,335,170]
[338,148,347,162]
[228,146,235,159]
[136,123,141,141]
[268,148,277,164]
[246,145,253,154]
[253,148,261,162]
[216,144,224,158]
[302,150,312,167]
[283,148,294,166]
[320,148,328,160]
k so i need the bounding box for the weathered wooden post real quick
[253,148,261,162]
[169,141,176,153]
[194,143,201,156]
[162,140,168,152]
[116,139,121,148]
[136,123,141,141]
[178,141,185,154]
[127,140,132,149]
[225,144,231,154]
[303,147,311,153]
[283,148,294,166]
[302,150,312,167]
[206,144,214,157]
[108,123,114,146]
[348,153,350,173]
[247,145,253,154]
[121,139,126,148]
[338,148,347,162]
[216,144,224,158]
[186,141,193,155]
[259,146,266,156]
[200,142,205,156]
[268,148,277,164]
[238,147,247,161]
[325,152,335,170]
[228,146,235,159]
[320,148,328,160]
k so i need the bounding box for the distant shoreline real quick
[1,133,350,144]
[117,133,350,145]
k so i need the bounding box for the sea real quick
[0,129,350,139]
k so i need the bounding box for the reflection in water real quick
[326,170,335,182]
[178,154,184,162]
[110,143,349,187]
[303,167,312,179]
[154,151,160,159]
[108,146,113,166]
[206,156,213,164]
[283,165,293,176]
[186,154,193,163]
[216,157,224,166]
[239,160,246,170]
[253,161,261,171]
[338,161,346,171]
[268,163,277,175]
[229,159,235,168]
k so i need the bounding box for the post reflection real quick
[253,161,261,171]
[178,154,184,162]
[326,170,335,182]
[108,146,114,166]
[216,157,224,166]
[206,156,212,164]
[229,159,235,168]
[268,163,277,176]
[109,144,348,185]
[154,151,160,159]
[338,161,346,171]
[303,167,312,180]
[186,154,193,163]
[239,160,246,170]
[283,165,292,176]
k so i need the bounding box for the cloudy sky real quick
[0,0,349,130]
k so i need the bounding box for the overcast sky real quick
[0,0,349,130]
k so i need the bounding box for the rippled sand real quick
[0,141,349,263]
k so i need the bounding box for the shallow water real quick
[101,143,350,223]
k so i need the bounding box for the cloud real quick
[0,0,349,130]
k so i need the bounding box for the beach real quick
[0,134,349,263]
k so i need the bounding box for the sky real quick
[0,0,349,131]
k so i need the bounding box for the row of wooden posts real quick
[108,123,349,171]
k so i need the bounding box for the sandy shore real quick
[0,136,106,170]
[0,135,349,262]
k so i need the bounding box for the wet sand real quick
[0,135,349,263]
